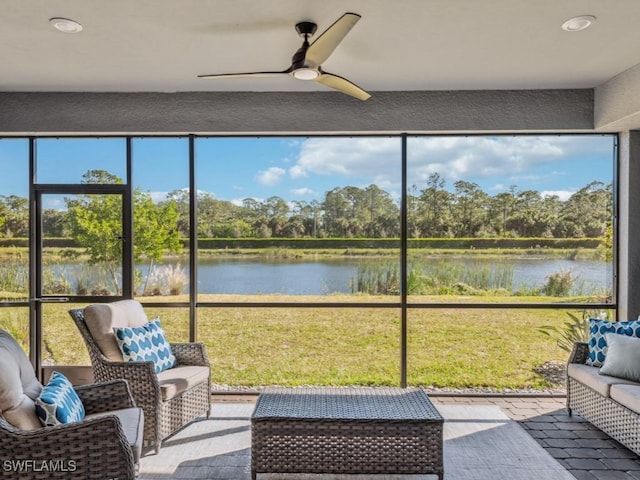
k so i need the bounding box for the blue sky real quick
[0,134,615,208]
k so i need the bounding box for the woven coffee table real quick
[251,387,444,479]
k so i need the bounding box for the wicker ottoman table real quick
[251,387,444,479]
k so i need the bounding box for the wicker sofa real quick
[567,341,640,455]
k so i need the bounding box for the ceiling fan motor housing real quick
[295,22,317,38]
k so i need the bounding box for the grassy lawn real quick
[0,294,577,391]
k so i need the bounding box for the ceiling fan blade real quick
[197,71,288,79]
[315,71,370,101]
[305,13,361,68]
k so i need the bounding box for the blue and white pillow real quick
[35,371,85,426]
[113,317,177,373]
[586,319,640,367]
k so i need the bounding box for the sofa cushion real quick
[113,318,177,373]
[83,300,148,362]
[600,333,640,382]
[85,407,144,464]
[156,365,209,401]
[610,384,640,414]
[35,371,85,426]
[586,318,640,367]
[568,363,639,397]
[0,330,42,430]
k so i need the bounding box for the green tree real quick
[417,173,453,237]
[135,192,183,293]
[0,195,29,237]
[451,180,488,237]
[66,170,183,294]
[66,192,123,292]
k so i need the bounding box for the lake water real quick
[45,257,612,296]
[193,257,612,295]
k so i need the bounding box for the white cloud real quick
[289,165,308,179]
[293,136,610,186]
[295,137,401,186]
[406,135,611,186]
[231,196,264,207]
[284,135,612,197]
[290,187,315,196]
[541,190,575,201]
[256,167,286,186]
[149,191,169,203]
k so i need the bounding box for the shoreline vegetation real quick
[0,235,605,261]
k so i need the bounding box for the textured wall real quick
[618,131,640,319]
[0,89,593,134]
[595,63,640,132]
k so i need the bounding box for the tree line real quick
[0,171,612,240]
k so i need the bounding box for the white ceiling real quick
[2,0,640,94]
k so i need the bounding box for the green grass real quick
[0,294,579,391]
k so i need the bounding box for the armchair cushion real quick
[83,300,148,362]
[156,365,210,401]
[84,407,144,463]
[114,318,177,373]
[35,371,85,426]
[0,330,42,430]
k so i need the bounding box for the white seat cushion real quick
[568,363,638,397]
[83,300,148,361]
[610,384,640,413]
[85,407,144,463]
[156,366,209,401]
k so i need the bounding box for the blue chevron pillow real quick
[586,319,640,367]
[35,371,85,426]
[113,317,177,373]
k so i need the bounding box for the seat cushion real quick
[83,300,148,362]
[85,407,144,464]
[0,330,42,430]
[568,363,638,397]
[156,365,209,401]
[610,384,640,413]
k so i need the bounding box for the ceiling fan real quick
[198,12,370,101]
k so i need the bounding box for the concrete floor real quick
[432,394,640,480]
[141,393,640,479]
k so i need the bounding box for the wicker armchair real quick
[69,300,211,454]
[0,329,142,480]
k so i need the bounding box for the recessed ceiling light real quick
[561,15,596,32]
[49,17,83,34]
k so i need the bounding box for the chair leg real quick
[207,405,212,419]
[154,441,161,455]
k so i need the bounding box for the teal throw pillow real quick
[113,317,177,373]
[35,371,85,426]
[587,318,640,367]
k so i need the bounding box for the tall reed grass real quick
[352,260,515,295]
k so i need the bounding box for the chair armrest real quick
[171,342,210,366]
[75,379,136,414]
[568,341,589,365]
[97,360,162,411]
[0,415,136,479]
